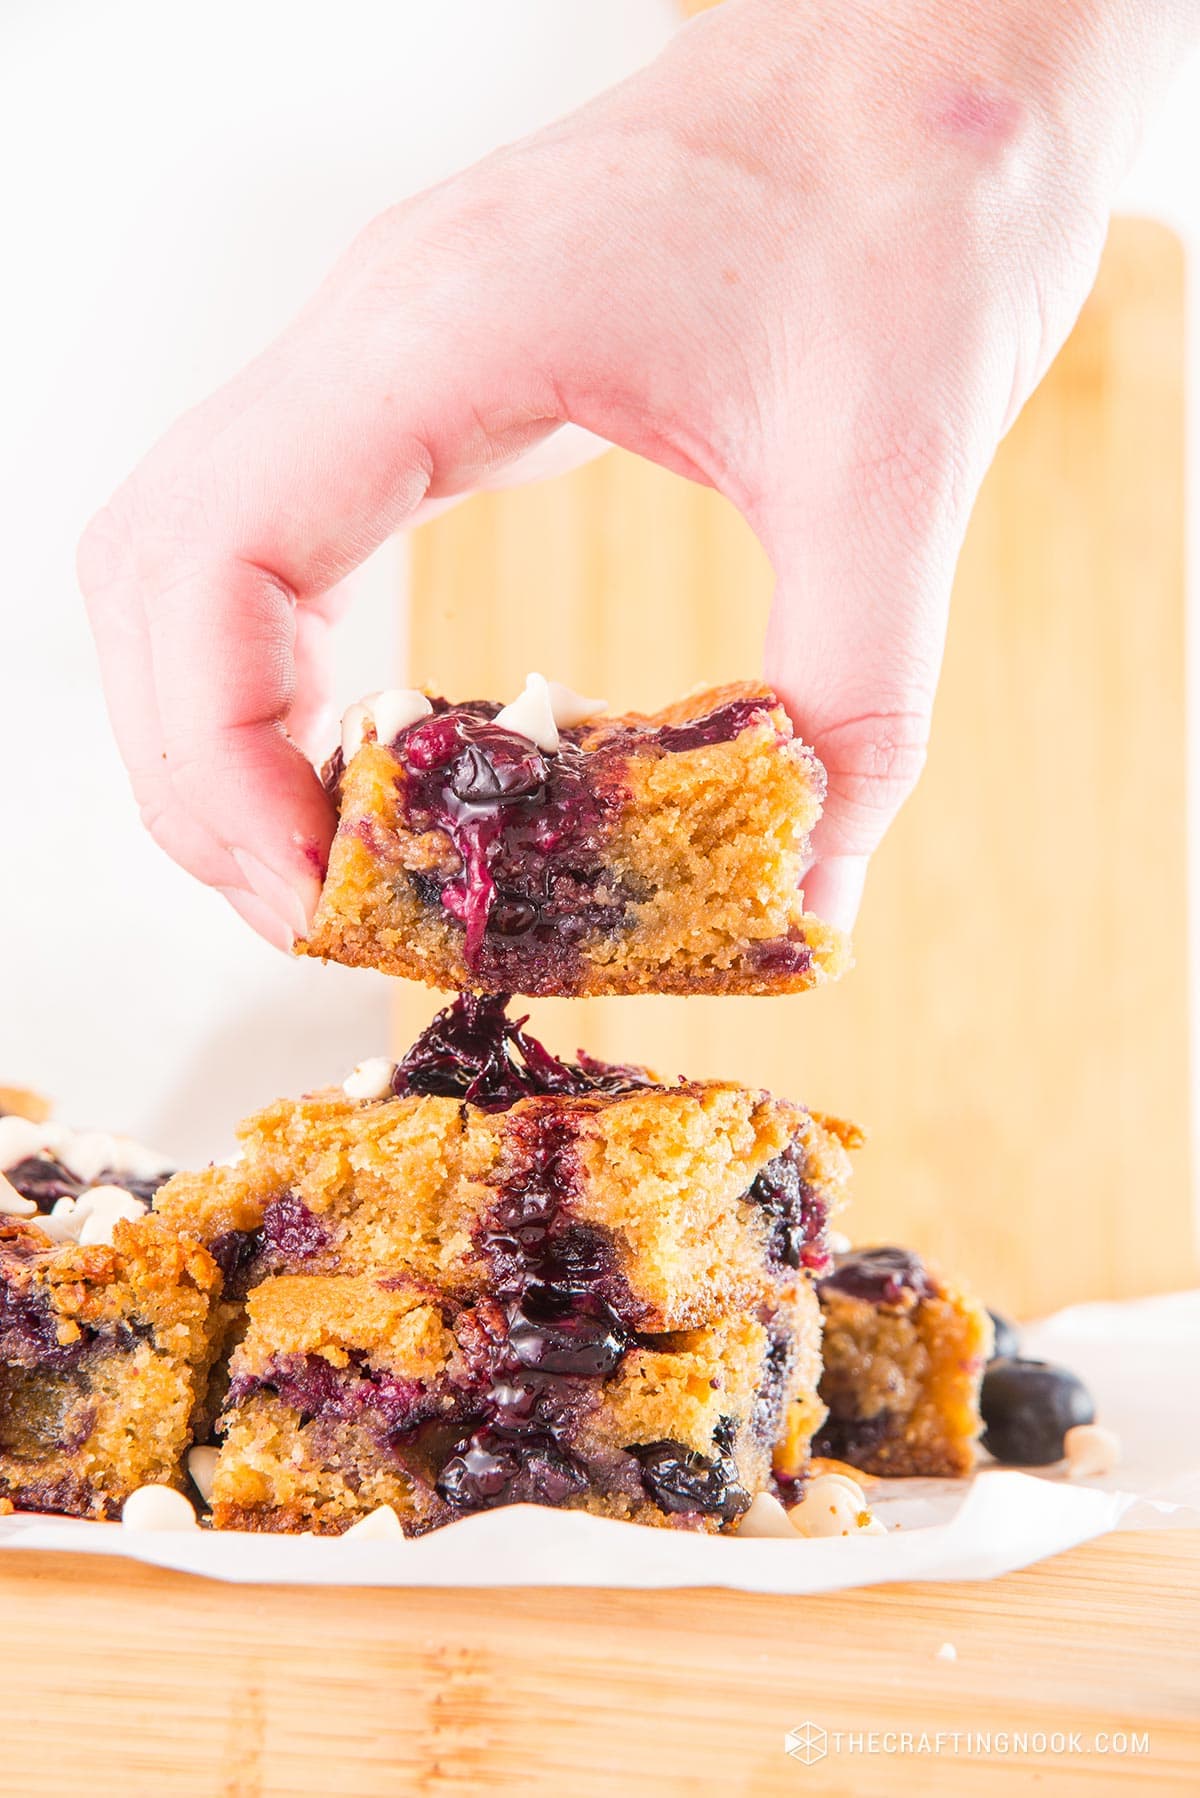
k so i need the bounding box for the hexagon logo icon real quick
[785,1723,828,1765]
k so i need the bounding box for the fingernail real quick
[215,885,295,952]
[802,855,868,935]
[230,848,315,940]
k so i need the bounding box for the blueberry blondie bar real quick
[155,995,858,1333]
[0,1215,226,1518]
[211,1271,822,1535]
[813,1247,992,1477]
[300,679,849,997]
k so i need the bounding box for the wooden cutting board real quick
[4,1531,1198,1795]
[400,216,1193,1321]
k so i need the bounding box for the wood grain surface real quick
[401,218,1193,1320]
[2,1531,1197,1796]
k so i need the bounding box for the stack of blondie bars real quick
[0,681,991,1533]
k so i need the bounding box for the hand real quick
[78,0,1195,946]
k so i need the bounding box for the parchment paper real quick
[3,1288,1196,1591]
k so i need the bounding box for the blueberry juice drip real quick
[746,1140,830,1273]
[392,706,629,981]
[434,1113,634,1512]
[391,991,655,1113]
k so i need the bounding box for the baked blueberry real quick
[987,1309,1021,1361]
[980,1357,1095,1465]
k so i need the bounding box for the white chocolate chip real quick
[826,1230,852,1254]
[76,1186,148,1246]
[0,1116,53,1168]
[810,1471,867,1506]
[545,679,607,730]
[0,1117,169,1187]
[62,1131,171,1185]
[737,1492,801,1539]
[340,695,379,761]
[788,1473,884,1538]
[342,1058,397,1102]
[0,1171,37,1218]
[936,1642,958,1662]
[494,673,560,753]
[36,1197,81,1243]
[187,1446,220,1506]
[121,1484,200,1531]
[1064,1423,1121,1480]
[370,689,433,743]
[341,1503,404,1541]
[341,689,433,759]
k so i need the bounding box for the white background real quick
[1,1,1197,1166]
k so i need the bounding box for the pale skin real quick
[78,0,1199,950]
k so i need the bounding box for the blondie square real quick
[300,681,849,997]
[155,996,858,1334]
[209,1270,823,1535]
[813,1247,992,1477]
[0,1216,226,1518]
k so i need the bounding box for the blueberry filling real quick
[391,991,654,1113]
[209,1192,331,1298]
[819,1245,933,1306]
[0,1232,127,1376]
[747,936,816,978]
[2,1156,170,1214]
[812,1409,894,1465]
[436,1429,589,1510]
[226,1350,435,1438]
[390,703,631,977]
[425,1111,637,1512]
[629,1419,750,1523]
[259,1191,330,1261]
[4,1157,85,1208]
[506,1286,629,1378]
[746,1141,830,1271]
[649,697,774,754]
[0,1271,88,1372]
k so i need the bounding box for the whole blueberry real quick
[987,1309,1021,1361]
[981,1358,1095,1465]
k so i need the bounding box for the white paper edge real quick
[2,1472,1197,1592]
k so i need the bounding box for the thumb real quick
[761,411,973,934]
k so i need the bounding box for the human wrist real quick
[665,0,1196,224]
